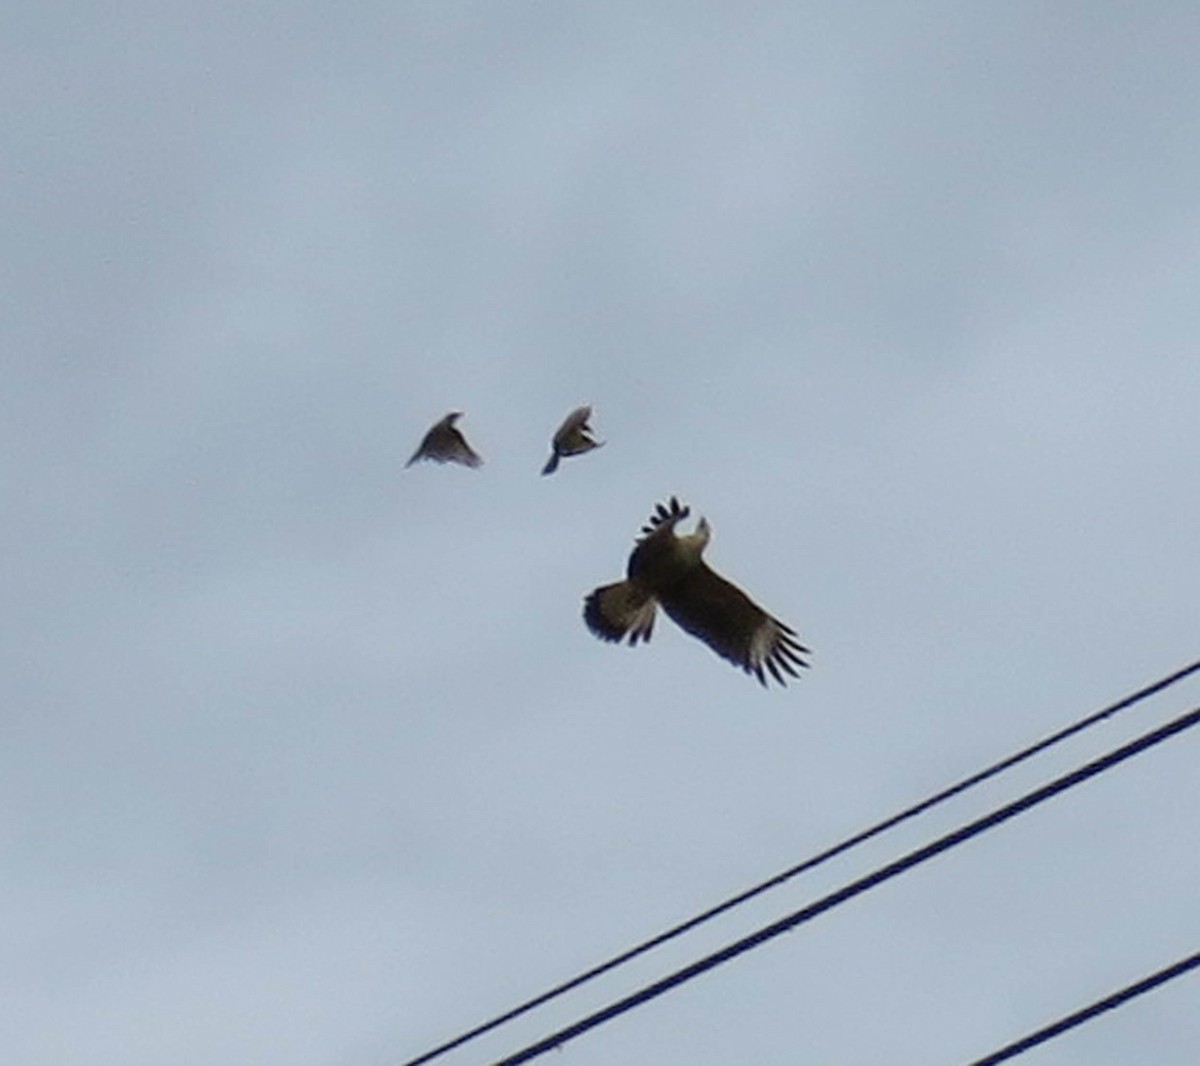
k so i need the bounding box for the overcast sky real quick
[5,4,1200,1064]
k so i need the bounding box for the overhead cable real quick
[965,949,1200,1064]
[492,703,1200,1065]
[401,658,1200,1066]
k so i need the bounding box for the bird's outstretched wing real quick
[439,430,483,468]
[583,581,656,645]
[658,563,810,686]
[406,415,483,468]
[639,496,689,536]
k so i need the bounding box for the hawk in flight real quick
[584,497,810,686]
[406,412,483,469]
[542,404,604,475]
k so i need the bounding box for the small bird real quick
[583,497,810,686]
[406,412,483,469]
[542,405,604,476]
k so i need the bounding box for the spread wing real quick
[440,428,483,467]
[407,425,483,468]
[583,581,656,645]
[639,496,689,536]
[658,563,810,686]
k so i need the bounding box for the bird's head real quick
[675,514,711,561]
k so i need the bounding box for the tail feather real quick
[583,581,656,646]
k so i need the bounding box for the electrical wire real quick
[492,702,1200,1065]
[965,949,1200,1064]
[400,658,1200,1066]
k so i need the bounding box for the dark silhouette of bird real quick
[406,412,483,469]
[542,405,604,475]
[583,497,810,686]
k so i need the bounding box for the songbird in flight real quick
[583,497,810,686]
[406,412,483,469]
[542,405,604,476]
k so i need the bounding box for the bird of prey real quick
[584,497,810,686]
[542,405,604,475]
[406,412,483,469]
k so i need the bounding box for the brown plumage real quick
[583,497,810,686]
[542,405,604,476]
[406,412,483,469]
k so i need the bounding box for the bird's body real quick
[406,412,483,469]
[542,405,604,475]
[584,497,809,686]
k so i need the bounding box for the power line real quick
[492,702,1200,1065]
[401,658,1200,1066]
[966,949,1200,1065]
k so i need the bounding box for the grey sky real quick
[5,4,1200,1064]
